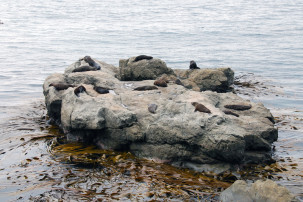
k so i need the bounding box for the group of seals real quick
[73,56,101,73]
[191,102,252,117]
[191,102,211,113]
[134,55,153,62]
[189,60,200,69]
[49,82,87,97]
[83,56,101,70]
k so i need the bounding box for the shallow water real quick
[0,0,303,200]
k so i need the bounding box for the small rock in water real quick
[148,104,158,114]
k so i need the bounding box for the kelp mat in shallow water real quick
[0,100,302,201]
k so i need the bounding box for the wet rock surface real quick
[43,57,278,170]
[0,99,302,201]
[220,179,298,202]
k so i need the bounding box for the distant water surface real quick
[0,0,302,108]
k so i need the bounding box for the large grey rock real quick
[174,68,234,92]
[220,180,298,202]
[43,57,278,171]
[117,56,174,81]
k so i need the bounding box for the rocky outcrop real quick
[43,56,278,171]
[173,68,234,92]
[117,56,174,81]
[220,180,298,202]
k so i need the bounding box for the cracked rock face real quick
[43,56,278,172]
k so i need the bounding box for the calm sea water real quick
[0,0,302,108]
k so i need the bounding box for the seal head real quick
[189,60,200,69]
[74,85,86,97]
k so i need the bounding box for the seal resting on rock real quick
[148,104,158,114]
[94,86,110,94]
[134,86,158,91]
[72,65,97,73]
[74,85,86,97]
[189,60,200,69]
[83,56,101,70]
[223,110,239,117]
[154,79,167,87]
[224,104,252,111]
[191,102,211,113]
[175,79,184,86]
[134,55,153,62]
[49,83,75,90]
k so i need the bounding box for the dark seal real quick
[154,79,167,87]
[223,110,239,117]
[134,55,153,62]
[74,85,86,97]
[175,79,184,86]
[94,86,110,94]
[148,104,158,114]
[134,86,158,91]
[224,104,252,111]
[49,83,75,91]
[189,60,200,69]
[192,102,211,113]
[83,56,101,70]
[72,65,97,73]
